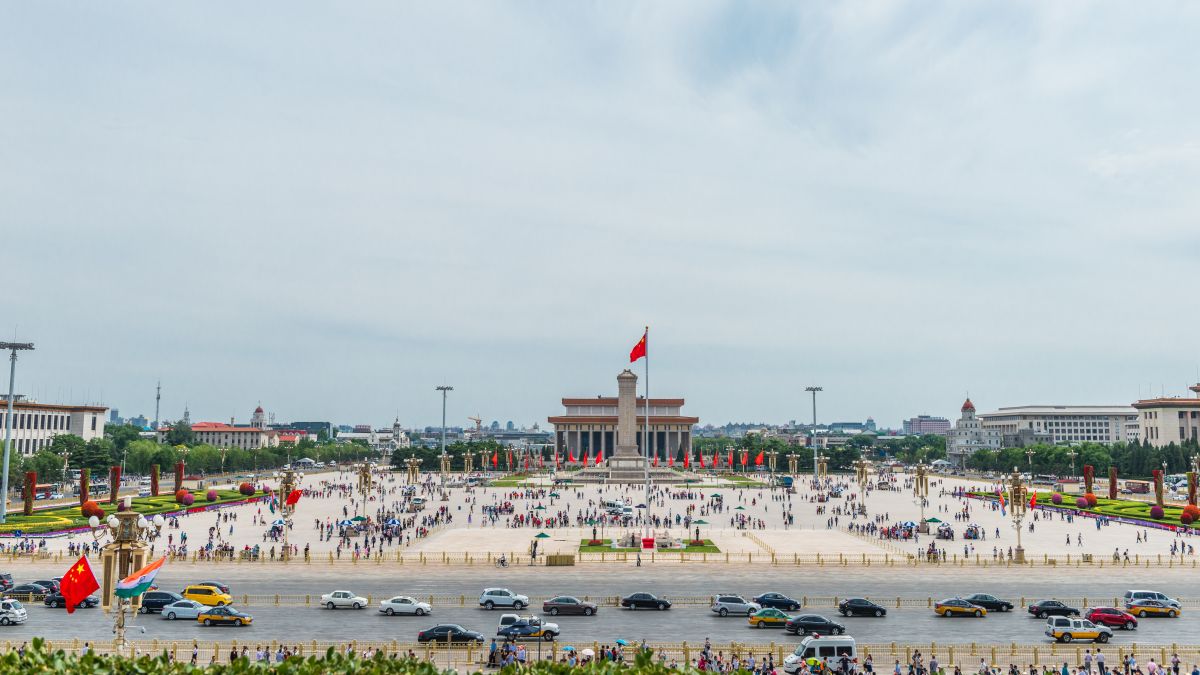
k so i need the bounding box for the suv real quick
[182,585,232,607]
[140,591,184,614]
[0,598,27,625]
[711,595,761,617]
[479,588,529,610]
[1123,590,1180,610]
[1045,616,1111,643]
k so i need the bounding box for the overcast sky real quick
[3,2,1199,430]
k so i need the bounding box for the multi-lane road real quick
[2,564,1195,645]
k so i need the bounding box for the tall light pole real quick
[805,386,822,479]
[0,341,35,524]
[436,386,453,488]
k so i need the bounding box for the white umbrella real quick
[581,648,595,658]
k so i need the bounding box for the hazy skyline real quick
[3,3,1199,430]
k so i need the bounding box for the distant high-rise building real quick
[490,421,500,430]
[109,409,120,424]
[903,415,951,436]
[129,414,149,429]
[865,417,877,432]
[506,420,515,430]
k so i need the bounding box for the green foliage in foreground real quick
[6,639,686,674]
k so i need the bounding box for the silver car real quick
[162,599,206,620]
[380,596,432,616]
[711,594,761,617]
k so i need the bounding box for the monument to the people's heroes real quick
[574,369,689,484]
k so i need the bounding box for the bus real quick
[32,484,62,500]
[1123,479,1151,495]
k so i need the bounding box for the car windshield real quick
[7,601,21,610]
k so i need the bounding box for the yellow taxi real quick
[1126,600,1179,618]
[197,606,252,627]
[1045,617,1111,643]
[748,608,790,628]
[182,585,233,607]
[934,598,986,617]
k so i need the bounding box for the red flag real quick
[653,454,659,467]
[754,451,764,466]
[595,449,602,466]
[727,450,733,468]
[285,489,302,506]
[698,453,705,468]
[712,452,720,468]
[668,453,674,467]
[1030,491,1037,509]
[629,330,647,363]
[740,452,748,466]
[568,450,575,463]
[583,452,589,467]
[491,452,498,468]
[684,452,691,468]
[555,453,561,468]
[60,555,99,614]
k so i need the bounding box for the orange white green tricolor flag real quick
[114,556,165,598]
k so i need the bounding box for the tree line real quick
[965,439,1199,478]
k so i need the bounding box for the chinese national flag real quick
[285,489,302,506]
[1030,492,1037,508]
[754,451,764,466]
[629,330,647,362]
[60,555,99,614]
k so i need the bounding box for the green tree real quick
[163,419,194,446]
[46,434,86,462]
[26,450,65,484]
[105,424,143,452]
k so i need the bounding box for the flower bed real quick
[0,490,264,535]
[969,491,1197,531]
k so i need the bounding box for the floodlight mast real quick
[0,341,36,524]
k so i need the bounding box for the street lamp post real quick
[805,386,822,478]
[356,463,372,519]
[1025,447,1035,470]
[89,507,166,652]
[1007,466,1029,563]
[1066,449,1078,479]
[913,463,929,531]
[436,386,453,488]
[787,453,798,476]
[768,451,779,486]
[273,467,303,560]
[0,341,35,524]
[404,455,421,484]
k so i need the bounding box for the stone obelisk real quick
[607,369,646,481]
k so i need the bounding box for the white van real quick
[783,635,857,674]
[0,599,28,625]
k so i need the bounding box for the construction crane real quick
[467,416,483,433]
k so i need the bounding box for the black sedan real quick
[754,592,801,611]
[785,614,845,635]
[417,624,486,644]
[44,593,98,609]
[542,596,597,616]
[6,584,49,600]
[620,593,671,610]
[964,594,1013,612]
[839,598,887,617]
[1028,600,1079,618]
[34,580,61,594]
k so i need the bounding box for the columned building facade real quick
[548,396,698,461]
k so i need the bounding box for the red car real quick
[1087,607,1138,630]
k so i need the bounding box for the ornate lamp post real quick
[404,455,421,484]
[768,451,779,486]
[89,508,166,651]
[1007,466,1029,563]
[479,450,489,474]
[816,454,829,480]
[1066,449,1078,479]
[787,453,799,476]
[439,450,451,487]
[272,467,303,560]
[463,451,474,475]
[913,462,929,531]
[1025,447,1035,470]
[356,463,373,518]
[220,448,228,475]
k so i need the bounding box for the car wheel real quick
[1038,611,1048,619]
[327,602,336,610]
[584,607,593,616]
[875,610,883,617]
[836,627,844,635]
[549,608,558,616]
[1124,621,1135,630]
[204,619,213,626]
[1061,633,1073,643]
[352,602,362,610]
[485,601,494,610]
[719,608,729,617]
[756,621,764,629]
[1169,610,1177,618]
[658,603,667,611]
[1139,610,1148,618]
[385,608,395,616]
[841,609,848,617]
[51,601,59,608]
[543,633,555,641]
[514,601,524,610]
[415,608,425,616]
[790,604,799,611]
[974,610,982,618]
[0,618,9,626]
[1097,633,1109,643]
[167,612,177,620]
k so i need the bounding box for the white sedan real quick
[321,590,368,609]
[380,596,433,616]
[162,599,206,621]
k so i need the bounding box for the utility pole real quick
[0,341,35,524]
[805,386,822,480]
[436,385,453,488]
[154,380,161,431]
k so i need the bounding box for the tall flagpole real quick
[643,326,651,539]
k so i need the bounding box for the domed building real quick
[945,398,1001,467]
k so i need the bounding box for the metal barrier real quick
[12,639,1200,670]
